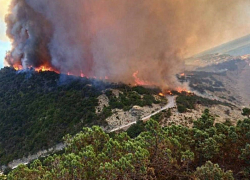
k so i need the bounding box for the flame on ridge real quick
[176,87,191,94]
[13,64,59,73]
[12,64,109,80]
[13,66,191,94]
[133,70,152,86]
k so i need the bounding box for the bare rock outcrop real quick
[96,94,109,114]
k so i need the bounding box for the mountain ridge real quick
[193,34,250,57]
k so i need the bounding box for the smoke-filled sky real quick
[0,0,11,67]
[2,0,250,89]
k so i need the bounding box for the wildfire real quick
[35,66,55,72]
[167,91,173,95]
[159,93,164,97]
[12,64,109,80]
[176,87,192,94]
[13,66,193,94]
[163,88,192,96]
[13,64,59,73]
[133,71,151,86]
[13,65,22,71]
[180,73,185,77]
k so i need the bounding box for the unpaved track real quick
[109,96,176,132]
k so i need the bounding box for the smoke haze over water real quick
[5,0,250,89]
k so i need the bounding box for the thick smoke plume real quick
[5,0,250,89]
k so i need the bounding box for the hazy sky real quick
[0,0,11,68]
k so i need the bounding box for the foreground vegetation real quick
[0,67,161,165]
[2,110,250,179]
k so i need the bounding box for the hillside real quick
[184,58,250,106]
[0,67,164,166]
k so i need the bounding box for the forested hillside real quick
[0,67,161,165]
[2,110,250,179]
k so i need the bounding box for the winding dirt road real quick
[109,96,176,132]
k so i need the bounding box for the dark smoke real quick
[5,0,52,68]
[5,0,250,89]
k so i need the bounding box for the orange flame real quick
[180,73,185,77]
[13,64,59,73]
[133,71,151,86]
[35,66,54,72]
[176,87,192,94]
[159,92,164,97]
[12,64,110,80]
[13,64,22,71]
[167,91,173,95]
